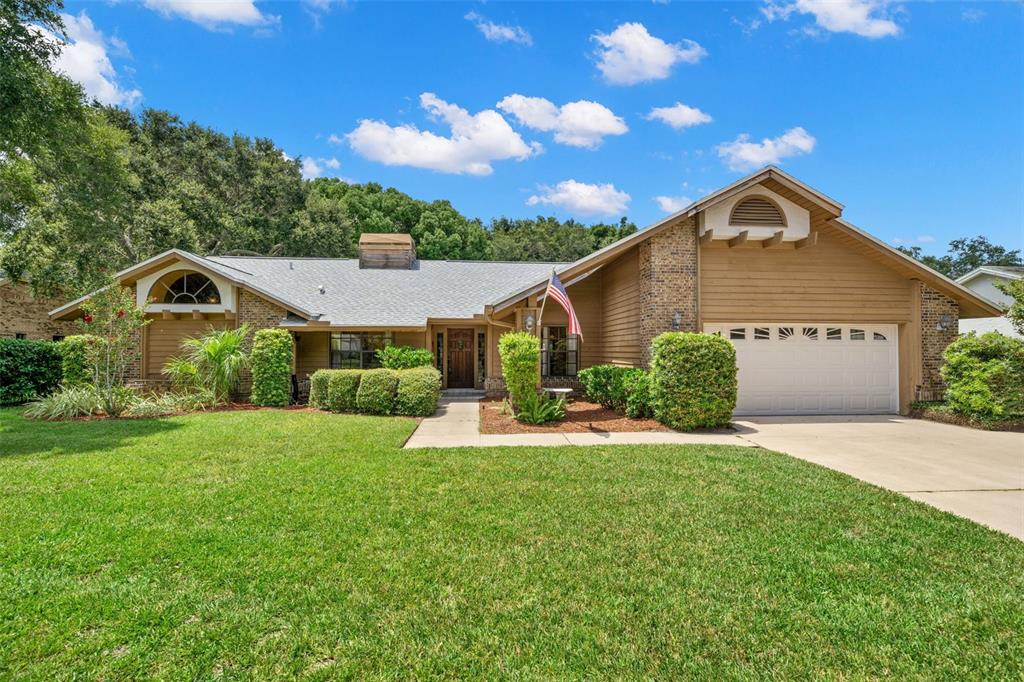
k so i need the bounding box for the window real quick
[850,328,865,341]
[477,332,486,382]
[729,196,786,227]
[52,335,65,342]
[778,327,794,340]
[729,328,746,340]
[826,327,842,341]
[873,332,888,341]
[435,332,444,371]
[753,327,770,340]
[541,326,577,377]
[158,271,221,305]
[15,333,26,340]
[802,327,818,340]
[330,332,392,369]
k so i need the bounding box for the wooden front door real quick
[446,328,474,388]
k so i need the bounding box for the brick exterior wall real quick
[236,290,290,397]
[919,283,959,400]
[637,217,699,365]
[0,281,78,341]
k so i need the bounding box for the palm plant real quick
[163,324,251,404]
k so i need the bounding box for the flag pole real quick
[536,268,553,333]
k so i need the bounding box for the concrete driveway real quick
[735,416,1024,540]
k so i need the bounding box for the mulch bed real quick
[909,405,1024,432]
[480,398,668,434]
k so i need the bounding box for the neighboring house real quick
[956,265,1022,338]
[0,277,78,341]
[50,167,999,415]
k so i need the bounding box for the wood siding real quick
[600,250,642,366]
[536,274,603,368]
[295,332,329,378]
[145,319,229,379]
[700,224,914,324]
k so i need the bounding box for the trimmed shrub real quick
[498,331,539,410]
[24,385,103,420]
[941,332,1024,420]
[327,370,363,412]
[309,370,331,409]
[515,391,566,424]
[356,368,400,415]
[623,369,653,419]
[395,367,442,416]
[57,335,93,386]
[250,329,293,407]
[578,364,630,410]
[651,332,737,431]
[378,345,433,370]
[0,339,63,405]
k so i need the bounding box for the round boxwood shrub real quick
[356,368,400,415]
[308,369,332,409]
[623,368,653,419]
[395,367,442,416]
[57,335,93,387]
[650,332,737,431]
[327,370,364,412]
[498,331,539,410]
[941,332,1024,420]
[0,339,62,405]
[250,329,293,407]
[377,345,434,370]
[578,364,630,410]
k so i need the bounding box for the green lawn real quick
[1,409,1021,679]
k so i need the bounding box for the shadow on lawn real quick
[0,409,183,458]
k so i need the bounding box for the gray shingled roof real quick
[204,257,564,327]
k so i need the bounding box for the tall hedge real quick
[308,370,331,409]
[941,332,1024,420]
[498,331,539,409]
[250,329,293,406]
[327,370,364,412]
[395,367,442,416]
[356,368,400,415]
[57,335,93,386]
[650,332,737,431]
[377,345,434,370]
[0,339,63,405]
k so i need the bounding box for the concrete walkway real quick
[403,396,752,449]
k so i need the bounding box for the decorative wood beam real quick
[699,229,714,245]
[762,230,785,248]
[795,232,818,250]
[192,310,205,320]
[224,311,237,320]
[161,310,175,320]
[727,231,749,248]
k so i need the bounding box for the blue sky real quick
[56,0,1023,254]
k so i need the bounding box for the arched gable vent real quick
[729,196,787,227]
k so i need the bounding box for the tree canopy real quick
[898,236,1023,280]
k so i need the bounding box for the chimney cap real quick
[358,232,415,248]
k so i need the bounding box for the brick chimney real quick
[358,233,416,269]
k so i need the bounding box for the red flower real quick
[117,309,125,318]
[83,314,93,324]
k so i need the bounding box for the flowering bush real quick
[78,281,148,417]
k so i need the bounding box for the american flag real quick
[544,271,583,343]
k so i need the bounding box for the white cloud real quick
[527,180,630,216]
[961,7,985,23]
[893,235,936,245]
[465,11,532,45]
[327,133,344,144]
[646,102,712,130]
[300,156,341,180]
[51,12,141,107]
[496,95,627,149]
[142,0,279,30]
[761,0,901,39]
[716,127,816,171]
[346,93,541,175]
[592,22,706,85]
[654,195,693,213]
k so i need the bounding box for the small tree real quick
[78,281,148,416]
[163,325,250,403]
[250,328,293,407]
[498,331,539,410]
[997,278,1024,337]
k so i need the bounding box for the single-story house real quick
[0,277,78,341]
[50,166,1000,415]
[956,265,1021,338]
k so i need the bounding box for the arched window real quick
[156,271,221,305]
[729,196,787,227]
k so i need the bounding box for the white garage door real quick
[704,324,899,415]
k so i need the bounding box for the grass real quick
[1,408,1022,679]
